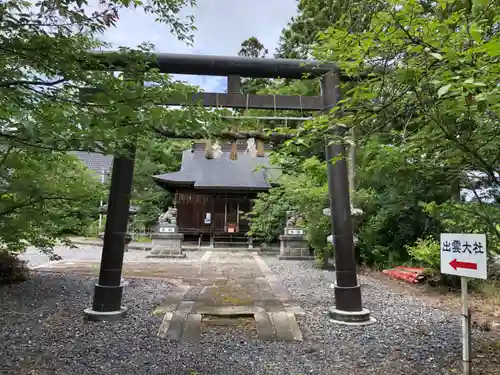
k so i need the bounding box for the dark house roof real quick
[153,142,279,191]
[69,151,114,178]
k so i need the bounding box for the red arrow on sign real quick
[450,258,478,271]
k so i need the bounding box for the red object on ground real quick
[382,266,426,284]
[394,266,423,272]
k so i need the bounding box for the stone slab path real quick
[35,251,304,343]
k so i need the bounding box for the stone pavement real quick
[35,251,304,343]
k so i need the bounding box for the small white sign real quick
[440,233,487,279]
[159,226,175,233]
[287,229,304,235]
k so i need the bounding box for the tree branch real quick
[413,90,499,184]
[0,78,67,88]
[388,10,440,53]
[0,145,13,169]
[452,201,500,241]
[0,131,105,154]
[0,196,89,217]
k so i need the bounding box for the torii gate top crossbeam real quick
[89,51,338,79]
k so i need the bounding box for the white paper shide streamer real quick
[245,138,257,158]
[212,140,223,159]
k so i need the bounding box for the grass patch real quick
[471,280,500,321]
[211,285,253,305]
[134,235,152,243]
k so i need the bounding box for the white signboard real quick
[204,212,211,224]
[440,233,487,279]
[159,226,175,233]
[287,228,304,235]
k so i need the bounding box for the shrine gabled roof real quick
[153,144,279,191]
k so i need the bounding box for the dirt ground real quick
[363,268,500,374]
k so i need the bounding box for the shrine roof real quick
[153,143,279,191]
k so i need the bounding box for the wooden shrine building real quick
[153,141,277,246]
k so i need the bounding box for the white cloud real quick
[101,0,297,91]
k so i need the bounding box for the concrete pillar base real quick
[84,306,127,322]
[328,307,376,326]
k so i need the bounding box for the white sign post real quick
[440,233,487,375]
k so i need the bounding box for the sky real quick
[101,0,298,92]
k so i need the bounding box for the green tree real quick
[0,0,200,147]
[250,0,500,269]
[275,0,383,59]
[0,150,104,253]
[131,139,190,231]
[239,36,268,58]
[0,0,224,257]
[237,37,269,95]
[354,138,451,265]
[309,0,500,264]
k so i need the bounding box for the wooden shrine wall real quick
[174,189,255,236]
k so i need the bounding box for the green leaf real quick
[473,0,489,8]
[437,84,452,98]
[470,23,482,44]
[430,52,443,60]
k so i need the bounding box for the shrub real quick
[406,236,441,270]
[0,251,29,284]
[247,156,332,266]
[422,201,500,256]
[308,214,332,265]
[246,188,292,244]
[406,236,500,290]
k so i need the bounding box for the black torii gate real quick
[83,51,372,324]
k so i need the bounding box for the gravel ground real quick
[1,250,489,375]
[19,245,153,268]
[19,245,205,269]
[263,257,468,374]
